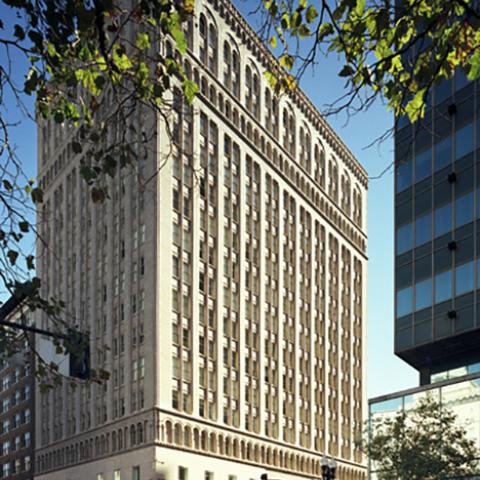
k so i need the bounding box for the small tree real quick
[366,395,479,480]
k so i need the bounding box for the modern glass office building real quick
[395,72,480,384]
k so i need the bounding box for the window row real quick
[396,259,478,318]
[397,121,478,192]
[396,190,479,255]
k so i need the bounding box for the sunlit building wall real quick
[34,0,368,478]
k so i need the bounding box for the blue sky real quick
[1,1,418,398]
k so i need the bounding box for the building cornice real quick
[211,0,369,189]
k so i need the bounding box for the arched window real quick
[353,185,362,227]
[300,126,312,172]
[199,13,218,74]
[223,40,240,98]
[283,107,296,156]
[314,142,326,187]
[265,88,279,138]
[245,64,261,119]
[184,17,194,50]
[329,158,339,202]
[341,173,352,214]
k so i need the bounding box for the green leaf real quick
[306,5,318,23]
[317,23,334,39]
[31,188,43,204]
[135,32,151,50]
[18,221,29,233]
[7,250,18,266]
[26,255,35,270]
[13,24,25,40]
[279,53,294,70]
[182,79,198,104]
[339,64,355,77]
[467,51,480,80]
[269,36,277,48]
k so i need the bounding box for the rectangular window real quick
[435,270,452,304]
[415,278,432,311]
[132,466,140,480]
[434,136,451,172]
[455,123,474,159]
[97,474,105,480]
[415,213,432,247]
[179,467,188,480]
[396,223,413,255]
[396,158,412,192]
[415,148,432,183]
[455,261,474,296]
[396,286,413,318]
[434,203,452,237]
[455,192,474,227]
[205,472,214,480]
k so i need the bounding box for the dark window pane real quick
[477,188,480,219]
[415,213,432,247]
[434,136,451,172]
[455,192,474,227]
[396,223,413,255]
[415,278,432,311]
[435,78,452,104]
[455,68,469,91]
[396,158,413,192]
[396,286,413,317]
[455,123,474,160]
[415,148,432,183]
[434,270,452,304]
[455,261,474,296]
[434,203,452,237]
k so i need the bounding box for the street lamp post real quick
[321,456,337,480]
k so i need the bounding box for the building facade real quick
[0,300,35,480]
[395,72,480,384]
[34,0,368,478]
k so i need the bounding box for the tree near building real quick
[366,395,479,480]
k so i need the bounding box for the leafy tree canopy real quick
[366,395,479,480]
[263,0,480,123]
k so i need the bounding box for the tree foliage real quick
[262,0,480,122]
[366,395,479,480]
[0,0,194,384]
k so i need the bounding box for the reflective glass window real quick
[434,136,451,172]
[468,362,480,374]
[455,192,474,227]
[415,213,432,247]
[415,278,432,311]
[455,261,474,296]
[455,69,469,91]
[415,148,432,183]
[397,158,413,192]
[455,123,474,159]
[434,203,452,237]
[435,79,452,104]
[396,286,413,318]
[434,270,452,304]
[396,222,413,255]
[477,189,480,219]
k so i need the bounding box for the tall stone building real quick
[34,0,368,478]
